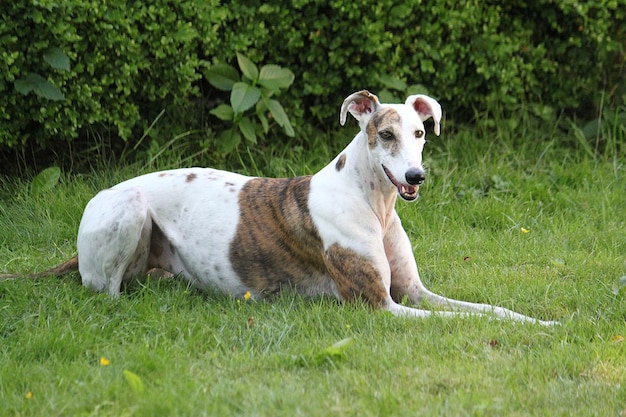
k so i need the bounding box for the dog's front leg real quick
[384,213,556,324]
[321,239,457,319]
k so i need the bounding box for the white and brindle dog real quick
[2,90,556,325]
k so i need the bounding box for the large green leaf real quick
[44,47,70,71]
[123,369,145,395]
[31,166,61,195]
[258,65,295,92]
[319,337,353,358]
[238,116,257,144]
[218,129,241,154]
[296,337,354,367]
[36,80,66,101]
[230,82,261,114]
[204,64,240,91]
[209,104,234,121]
[15,73,65,101]
[265,99,294,136]
[236,53,258,82]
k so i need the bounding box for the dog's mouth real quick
[382,165,418,201]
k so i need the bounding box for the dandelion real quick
[520,227,530,234]
[100,357,111,366]
[243,291,251,301]
[25,391,33,399]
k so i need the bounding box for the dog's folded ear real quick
[405,95,442,136]
[340,90,381,126]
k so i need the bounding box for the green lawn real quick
[1,125,625,416]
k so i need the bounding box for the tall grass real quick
[1,109,625,416]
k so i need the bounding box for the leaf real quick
[377,89,398,104]
[258,65,295,91]
[15,73,47,95]
[14,76,37,95]
[31,166,61,195]
[378,74,407,91]
[238,116,257,144]
[265,99,294,136]
[123,369,145,395]
[406,84,429,96]
[230,82,261,114]
[44,47,70,71]
[217,129,241,154]
[294,337,355,367]
[319,337,353,358]
[204,63,239,91]
[236,53,259,82]
[209,104,234,121]
[256,102,270,133]
[35,80,66,101]
[15,73,65,100]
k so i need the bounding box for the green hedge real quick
[1,0,623,151]
[233,0,624,121]
[0,0,224,148]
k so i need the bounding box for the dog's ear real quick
[340,90,381,126]
[405,95,442,136]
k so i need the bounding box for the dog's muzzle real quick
[382,165,423,201]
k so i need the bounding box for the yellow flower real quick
[520,227,530,234]
[243,291,251,301]
[25,391,33,399]
[100,357,111,366]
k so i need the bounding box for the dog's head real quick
[340,90,442,202]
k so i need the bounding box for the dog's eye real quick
[415,130,424,138]
[379,130,394,140]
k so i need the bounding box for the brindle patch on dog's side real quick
[229,177,328,293]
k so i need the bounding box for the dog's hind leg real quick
[77,187,152,296]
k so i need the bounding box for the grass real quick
[1,118,625,416]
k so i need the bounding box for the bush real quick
[0,0,623,157]
[225,0,624,121]
[0,0,224,148]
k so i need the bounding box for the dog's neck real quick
[339,132,399,229]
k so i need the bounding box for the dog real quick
[1,90,556,325]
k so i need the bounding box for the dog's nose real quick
[405,168,425,185]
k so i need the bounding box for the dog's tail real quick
[0,255,79,280]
